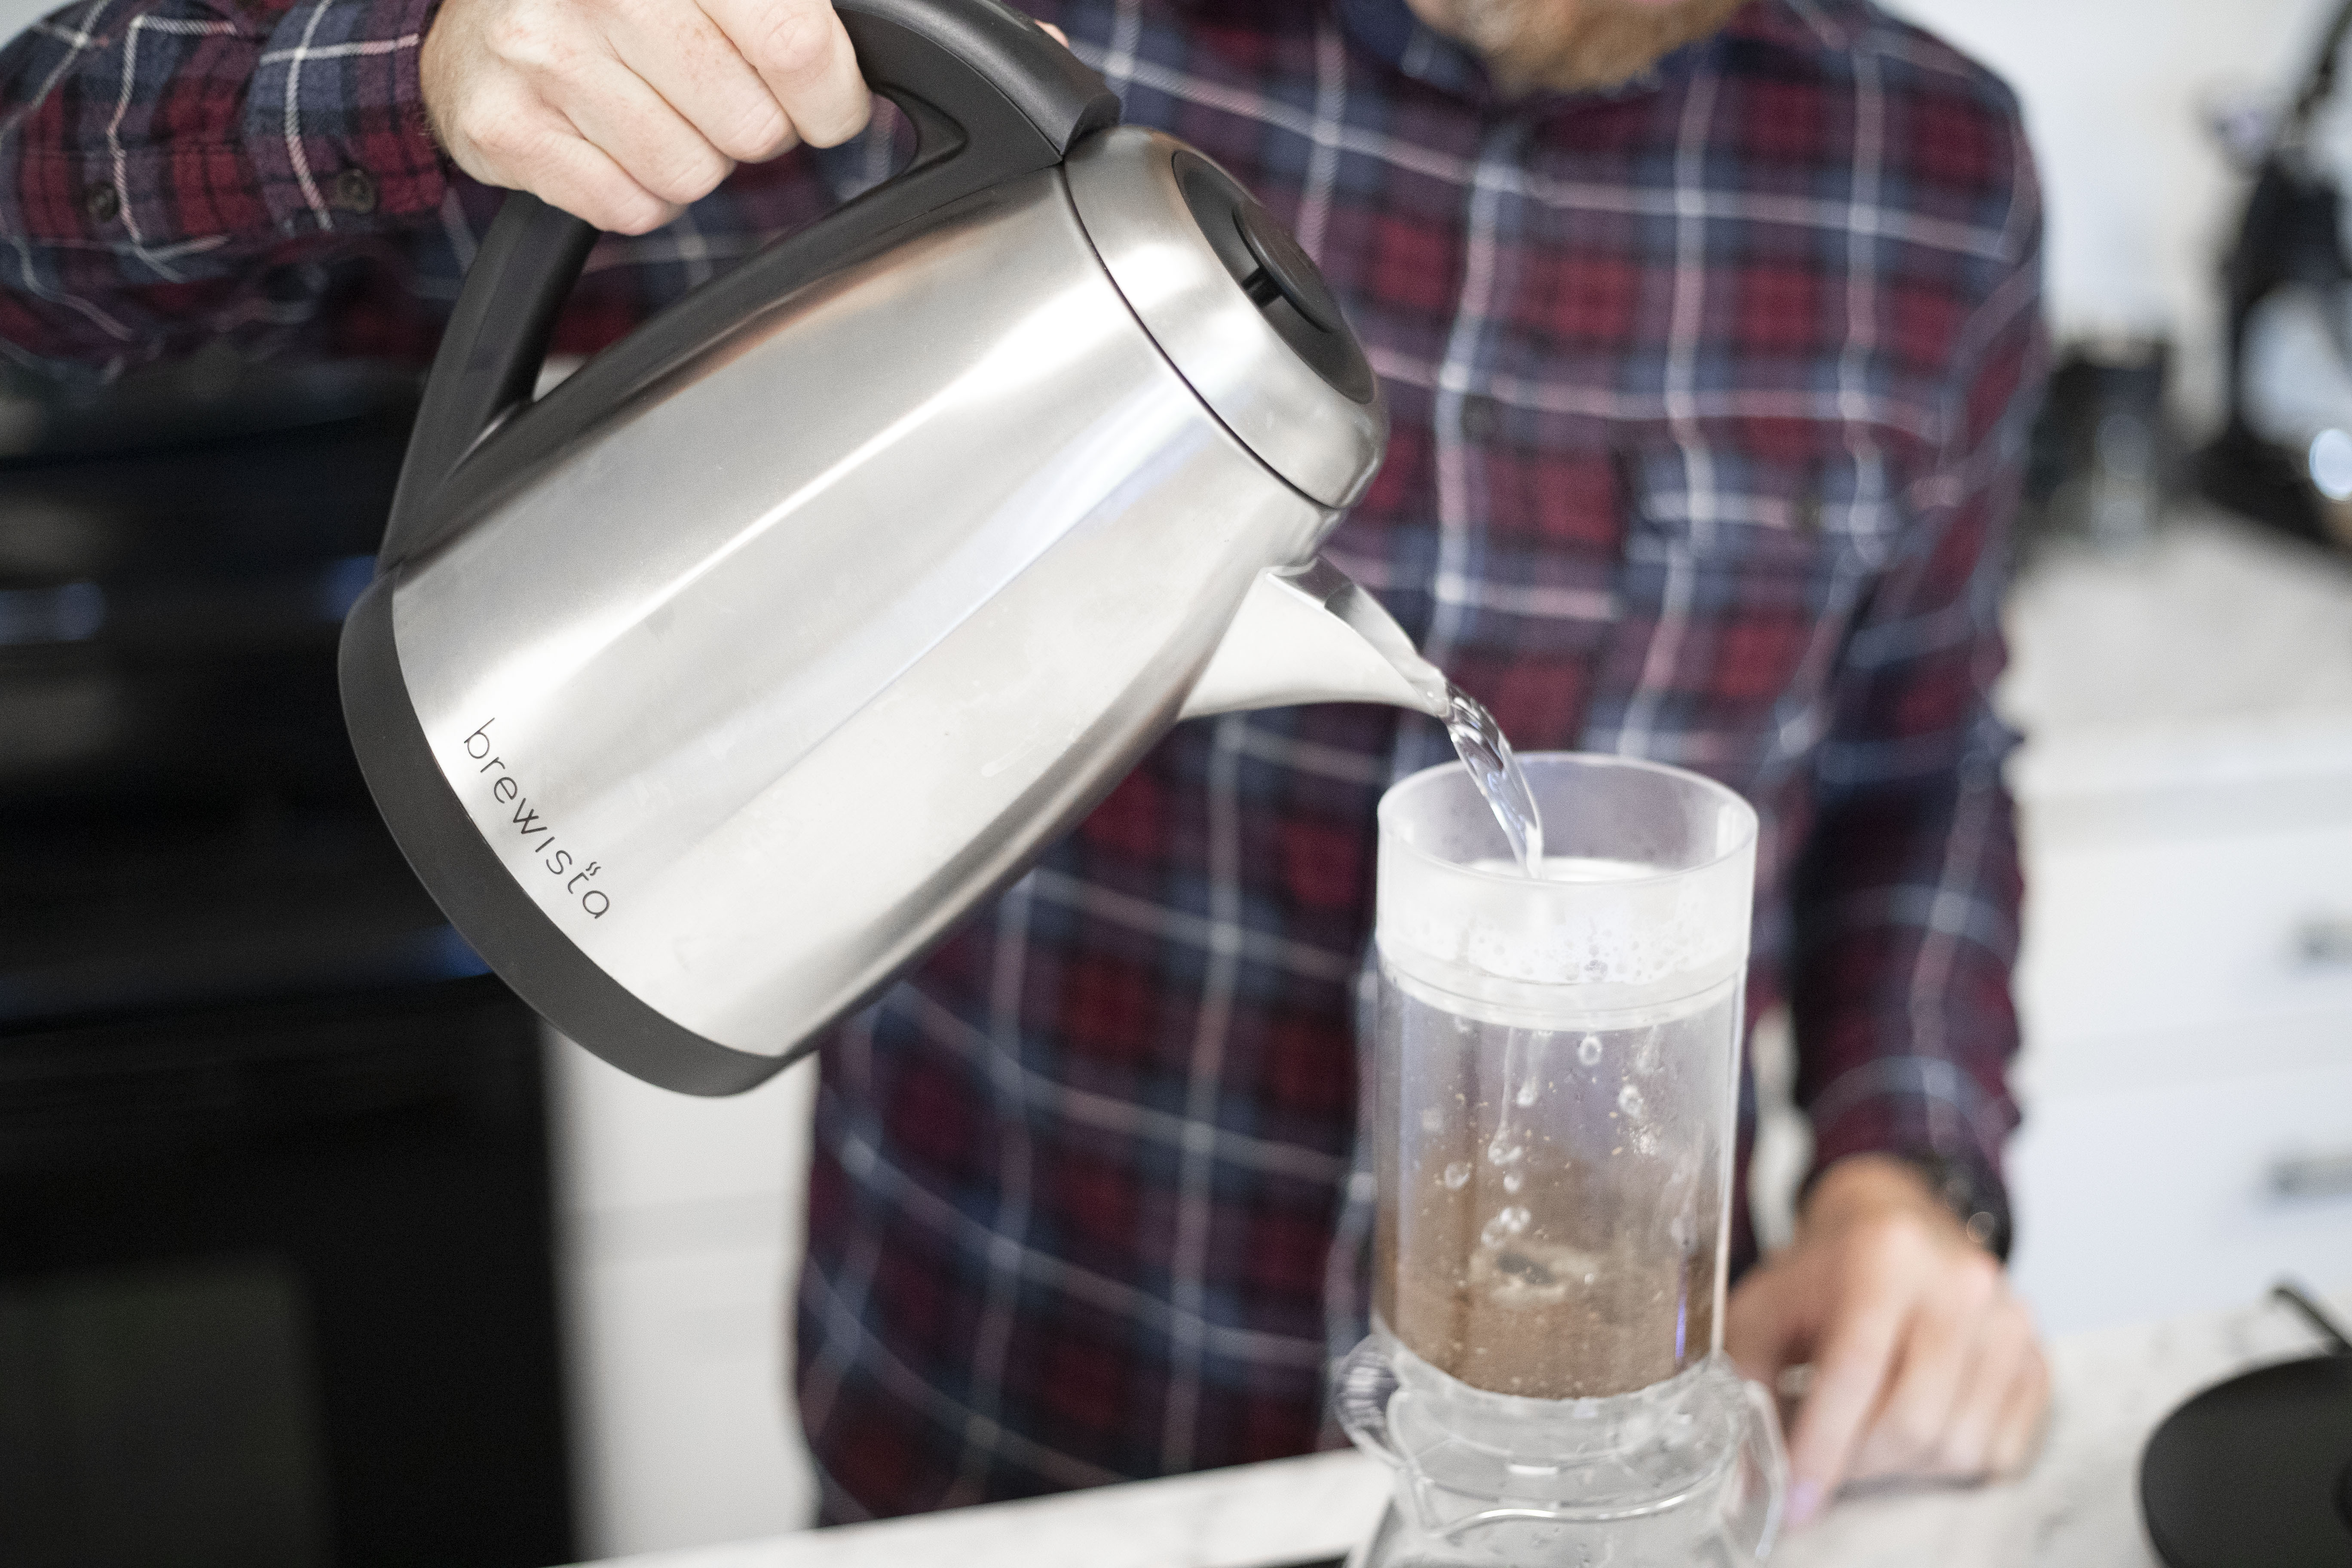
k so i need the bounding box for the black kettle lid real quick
[2140,1353,2352,1568]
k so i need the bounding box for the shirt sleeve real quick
[0,0,448,377]
[1788,125,2049,1232]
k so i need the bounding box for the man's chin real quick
[1414,0,1752,97]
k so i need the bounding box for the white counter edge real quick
[587,1447,1391,1568]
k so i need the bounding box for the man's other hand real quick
[1724,1154,2050,1528]
[420,0,873,233]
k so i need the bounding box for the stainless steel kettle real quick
[340,0,1451,1094]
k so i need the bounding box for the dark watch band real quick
[1903,1152,2014,1262]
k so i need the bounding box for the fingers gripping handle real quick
[380,0,1119,567]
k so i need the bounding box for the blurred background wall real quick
[1886,0,2343,423]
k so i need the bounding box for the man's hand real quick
[1725,1155,2050,1528]
[420,0,873,234]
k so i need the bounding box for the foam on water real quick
[1382,848,1749,1008]
[1464,854,1660,882]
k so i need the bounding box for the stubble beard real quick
[1415,0,1753,96]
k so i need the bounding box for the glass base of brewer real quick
[1335,1328,1786,1568]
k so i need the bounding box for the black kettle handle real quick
[380,0,1118,567]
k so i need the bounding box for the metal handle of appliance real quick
[2269,1280,2352,1354]
[2295,913,2352,966]
[2269,1148,2352,1201]
[379,0,1120,567]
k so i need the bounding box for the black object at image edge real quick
[337,577,789,1096]
[2138,1356,2352,1568]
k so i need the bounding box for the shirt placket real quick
[1392,117,1531,782]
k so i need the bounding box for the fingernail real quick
[1785,1479,1824,1528]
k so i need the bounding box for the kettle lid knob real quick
[1233,200,1341,332]
[1067,129,1387,508]
[1174,152,1378,407]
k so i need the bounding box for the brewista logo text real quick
[462,719,609,920]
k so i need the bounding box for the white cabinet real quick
[2007,1056,2352,1330]
[546,1038,820,1557]
[2015,817,2352,1054]
[1999,514,2352,1335]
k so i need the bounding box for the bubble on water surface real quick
[1480,1207,1531,1246]
[1442,1161,1472,1190]
[1617,1084,1645,1118]
[1577,1035,1603,1066]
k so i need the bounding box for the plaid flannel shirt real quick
[0,0,2043,1522]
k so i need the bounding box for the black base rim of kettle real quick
[340,576,791,1097]
[2140,1353,2352,1568]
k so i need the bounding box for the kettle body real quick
[342,0,1446,1093]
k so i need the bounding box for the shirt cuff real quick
[246,0,449,234]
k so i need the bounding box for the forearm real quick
[1789,724,2025,1218]
[1726,101,2052,1522]
[1786,187,2043,1220]
[0,0,448,375]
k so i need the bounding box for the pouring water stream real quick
[1442,683,1545,876]
[1195,554,1546,875]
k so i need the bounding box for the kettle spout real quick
[1180,557,1452,723]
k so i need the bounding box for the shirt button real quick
[83,183,120,224]
[1459,393,1500,443]
[331,168,378,215]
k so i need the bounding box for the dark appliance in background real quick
[2020,337,2175,558]
[0,356,575,1568]
[2201,0,2352,552]
[2138,1283,2352,1568]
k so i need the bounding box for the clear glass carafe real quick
[1338,753,1785,1567]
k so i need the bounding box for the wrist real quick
[1800,1152,2008,1257]
[418,0,468,158]
[1801,1153,1948,1230]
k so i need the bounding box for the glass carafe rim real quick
[1378,751,1758,888]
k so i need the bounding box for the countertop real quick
[2000,508,2352,802]
[572,1285,2350,1568]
